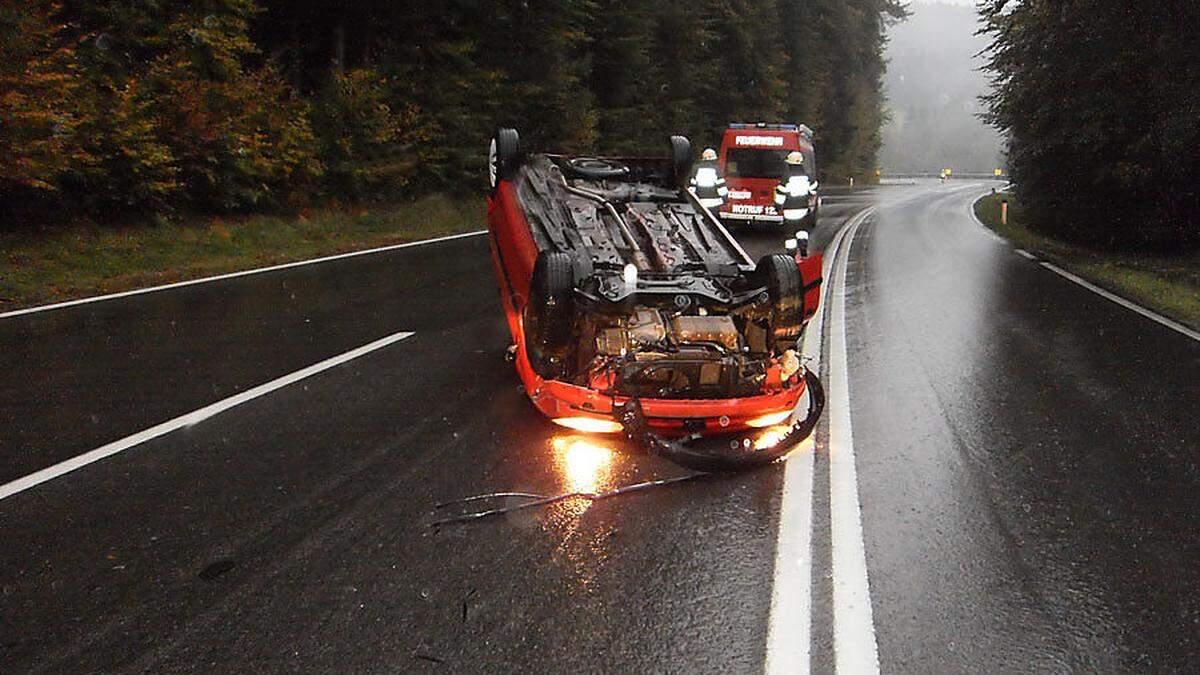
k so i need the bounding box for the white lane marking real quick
[1038,262,1200,343]
[829,215,881,674]
[0,231,487,320]
[967,192,1198,343]
[0,331,415,501]
[765,206,873,675]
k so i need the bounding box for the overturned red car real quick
[485,128,826,470]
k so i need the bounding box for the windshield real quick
[725,149,789,179]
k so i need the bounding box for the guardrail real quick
[880,173,1006,180]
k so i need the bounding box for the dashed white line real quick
[766,207,874,675]
[0,330,415,501]
[1014,248,1038,261]
[828,214,881,674]
[1038,262,1200,343]
[0,230,487,320]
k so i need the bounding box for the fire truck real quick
[715,123,819,230]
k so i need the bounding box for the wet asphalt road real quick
[2,181,1198,673]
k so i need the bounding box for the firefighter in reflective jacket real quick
[775,151,818,225]
[690,148,728,209]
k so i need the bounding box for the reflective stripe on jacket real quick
[691,160,729,204]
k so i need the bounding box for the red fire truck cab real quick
[716,123,818,229]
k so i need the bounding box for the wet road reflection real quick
[0,191,908,672]
[542,435,625,593]
[553,436,615,495]
[847,181,1200,671]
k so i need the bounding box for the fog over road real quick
[2,182,1198,673]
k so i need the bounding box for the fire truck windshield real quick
[725,148,789,179]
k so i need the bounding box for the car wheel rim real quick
[488,138,498,188]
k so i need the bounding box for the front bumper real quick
[719,211,785,223]
[511,323,825,471]
[618,368,825,472]
[518,343,806,436]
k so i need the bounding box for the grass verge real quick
[0,193,482,313]
[975,192,1200,330]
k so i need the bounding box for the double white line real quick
[766,208,879,674]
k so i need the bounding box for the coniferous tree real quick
[646,0,714,144]
[588,0,659,153]
[779,0,835,131]
[982,0,1200,252]
[701,0,788,128]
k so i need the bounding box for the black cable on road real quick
[431,474,710,527]
[432,368,825,526]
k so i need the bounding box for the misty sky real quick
[879,0,1004,173]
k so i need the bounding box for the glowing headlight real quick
[754,426,790,450]
[746,410,794,428]
[552,417,625,434]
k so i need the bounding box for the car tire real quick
[668,135,692,188]
[489,128,522,191]
[525,251,576,374]
[757,253,804,349]
[565,157,630,180]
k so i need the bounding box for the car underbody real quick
[518,153,814,398]
[487,130,825,470]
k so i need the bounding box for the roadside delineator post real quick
[1001,199,1009,226]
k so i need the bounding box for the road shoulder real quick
[0,194,482,315]
[973,192,1200,332]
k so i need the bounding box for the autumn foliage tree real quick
[0,2,92,210]
[1,0,909,226]
[2,0,319,220]
[144,2,319,211]
[311,68,434,201]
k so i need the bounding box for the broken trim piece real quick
[618,368,825,472]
